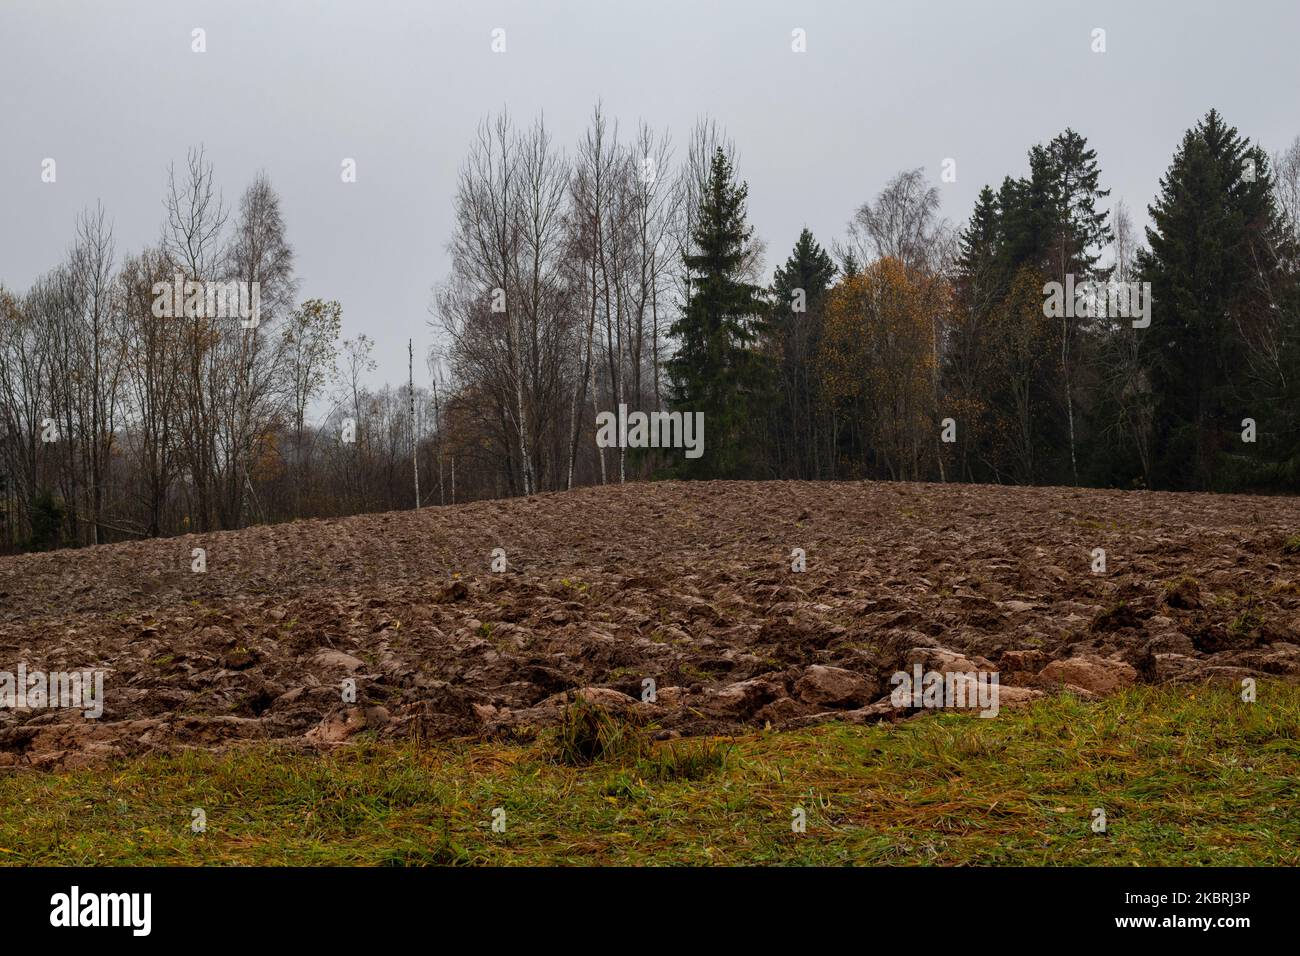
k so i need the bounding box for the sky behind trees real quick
[3,0,1299,386]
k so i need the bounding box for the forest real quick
[2,106,1298,553]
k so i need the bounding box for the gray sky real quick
[3,0,1298,387]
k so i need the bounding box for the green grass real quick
[2,684,1297,866]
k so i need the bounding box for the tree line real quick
[437,106,1300,498]
[2,108,1298,553]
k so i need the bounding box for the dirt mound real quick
[3,480,1300,768]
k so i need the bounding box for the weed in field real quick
[547,697,647,766]
[1229,600,1264,637]
[1162,575,1202,609]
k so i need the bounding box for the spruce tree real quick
[996,130,1112,282]
[1043,128,1111,484]
[993,132,1113,483]
[838,249,862,279]
[1044,128,1112,280]
[667,148,764,477]
[956,186,1002,291]
[997,149,1056,276]
[771,229,836,311]
[764,228,836,477]
[1138,109,1285,489]
[945,187,1003,480]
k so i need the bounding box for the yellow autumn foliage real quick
[819,257,950,479]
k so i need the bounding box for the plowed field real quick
[3,480,1299,769]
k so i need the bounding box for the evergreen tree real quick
[1137,109,1286,490]
[990,131,1113,483]
[27,488,66,551]
[838,249,861,279]
[994,130,1112,283]
[1043,128,1112,483]
[956,186,1002,289]
[772,229,837,307]
[764,228,836,478]
[997,149,1056,276]
[1044,128,1113,280]
[667,148,764,478]
[945,186,1004,481]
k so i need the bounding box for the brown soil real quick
[2,480,1299,769]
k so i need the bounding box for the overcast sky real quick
[2,0,1298,387]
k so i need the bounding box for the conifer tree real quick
[945,187,1003,480]
[764,228,836,477]
[1043,128,1112,482]
[1138,109,1285,489]
[1044,128,1112,279]
[667,148,764,477]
